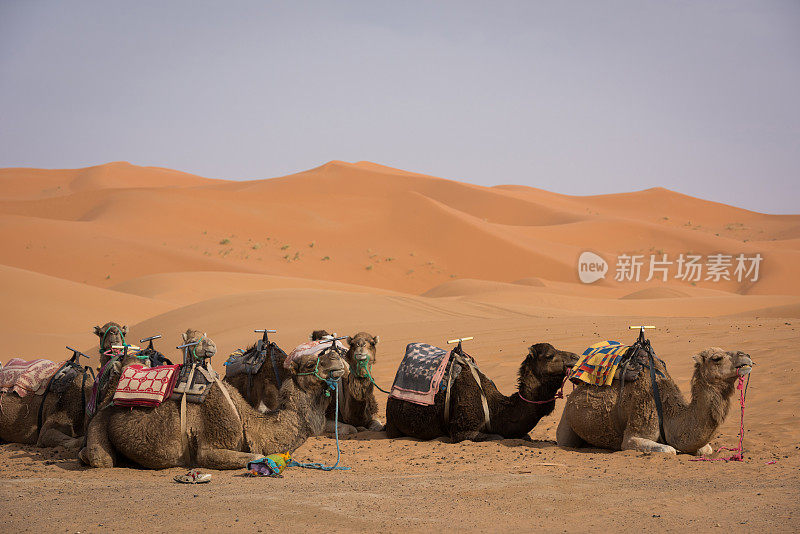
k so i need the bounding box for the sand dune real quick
[0,160,797,297]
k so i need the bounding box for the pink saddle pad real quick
[0,358,62,397]
[114,364,181,407]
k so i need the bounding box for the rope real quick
[517,374,570,405]
[355,359,391,394]
[691,373,750,462]
[289,379,350,471]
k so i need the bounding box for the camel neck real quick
[344,373,373,402]
[660,370,735,452]
[487,374,564,439]
[243,379,330,454]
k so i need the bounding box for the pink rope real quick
[691,374,749,462]
[518,375,570,405]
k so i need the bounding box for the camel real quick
[78,335,174,467]
[325,331,383,435]
[0,323,117,449]
[83,332,347,469]
[556,347,753,455]
[385,343,579,442]
[80,329,213,467]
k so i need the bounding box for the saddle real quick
[48,361,84,394]
[570,340,665,387]
[114,364,181,407]
[0,358,62,397]
[171,363,218,404]
[224,342,288,384]
[389,343,452,405]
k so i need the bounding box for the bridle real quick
[100,325,126,353]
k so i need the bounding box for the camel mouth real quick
[735,363,752,376]
[329,367,346,379]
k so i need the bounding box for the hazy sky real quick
[1,1,798,213]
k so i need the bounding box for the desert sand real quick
[0,161,798,532]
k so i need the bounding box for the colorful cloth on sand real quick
[0,358,62,397]
[114,364,181,407]
[569,340,631,386]
[247,452,292,477]
[389,343,451,406]
[284,339,346,370]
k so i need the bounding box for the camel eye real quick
[711,356,723,362]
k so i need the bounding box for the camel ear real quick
[347,336,353,346]
[692,352,704,364]
[308,333,314,341]
[181,332,189,342]
[284,355,301,374]
[122,325,129,335]
[93,326,103,337]
[373,336,380,345]
[203,332,207,338]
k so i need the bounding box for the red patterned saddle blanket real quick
[114,364,181,407]
[0,358,62,397]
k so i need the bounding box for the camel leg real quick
[694,443,713,456]
[81,410,117,468]
[37,427,81,449]
[196,446,262,470]
[366,419,384,431]
[383,416,402,438]
[325,419,358,436]
[556,410,586,448]
[622,435,677,454]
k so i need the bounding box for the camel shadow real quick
[1,442,87,472]
[493,437,618,456]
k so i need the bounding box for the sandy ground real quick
[1,162,798,532]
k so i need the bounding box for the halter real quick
[177,336,205,363]
[296,338,347,397]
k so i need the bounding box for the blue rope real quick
[288,378,350,471]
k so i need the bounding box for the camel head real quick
[286,349,348,395]
[519,343,579,389]
[94,322,129,366]
[692,348,753,383]
[181,329,217,361]
[346,332,379,379]
[309,330,331,341]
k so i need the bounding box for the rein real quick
[354,356,391,394]
[517,374,570,405]
[691,373,750,462]
[286,378,350,471]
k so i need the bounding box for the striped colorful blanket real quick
[114,364,181,407]
[0,358,62,397]
[569,341,631,386]
[389,343,451,406]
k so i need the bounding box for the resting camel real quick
[324,331,383,435]
[0,321,125,449]
[84,331,347,469]
[385,343,578,442]
[78,332,176,467]
[556,347,753,455]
